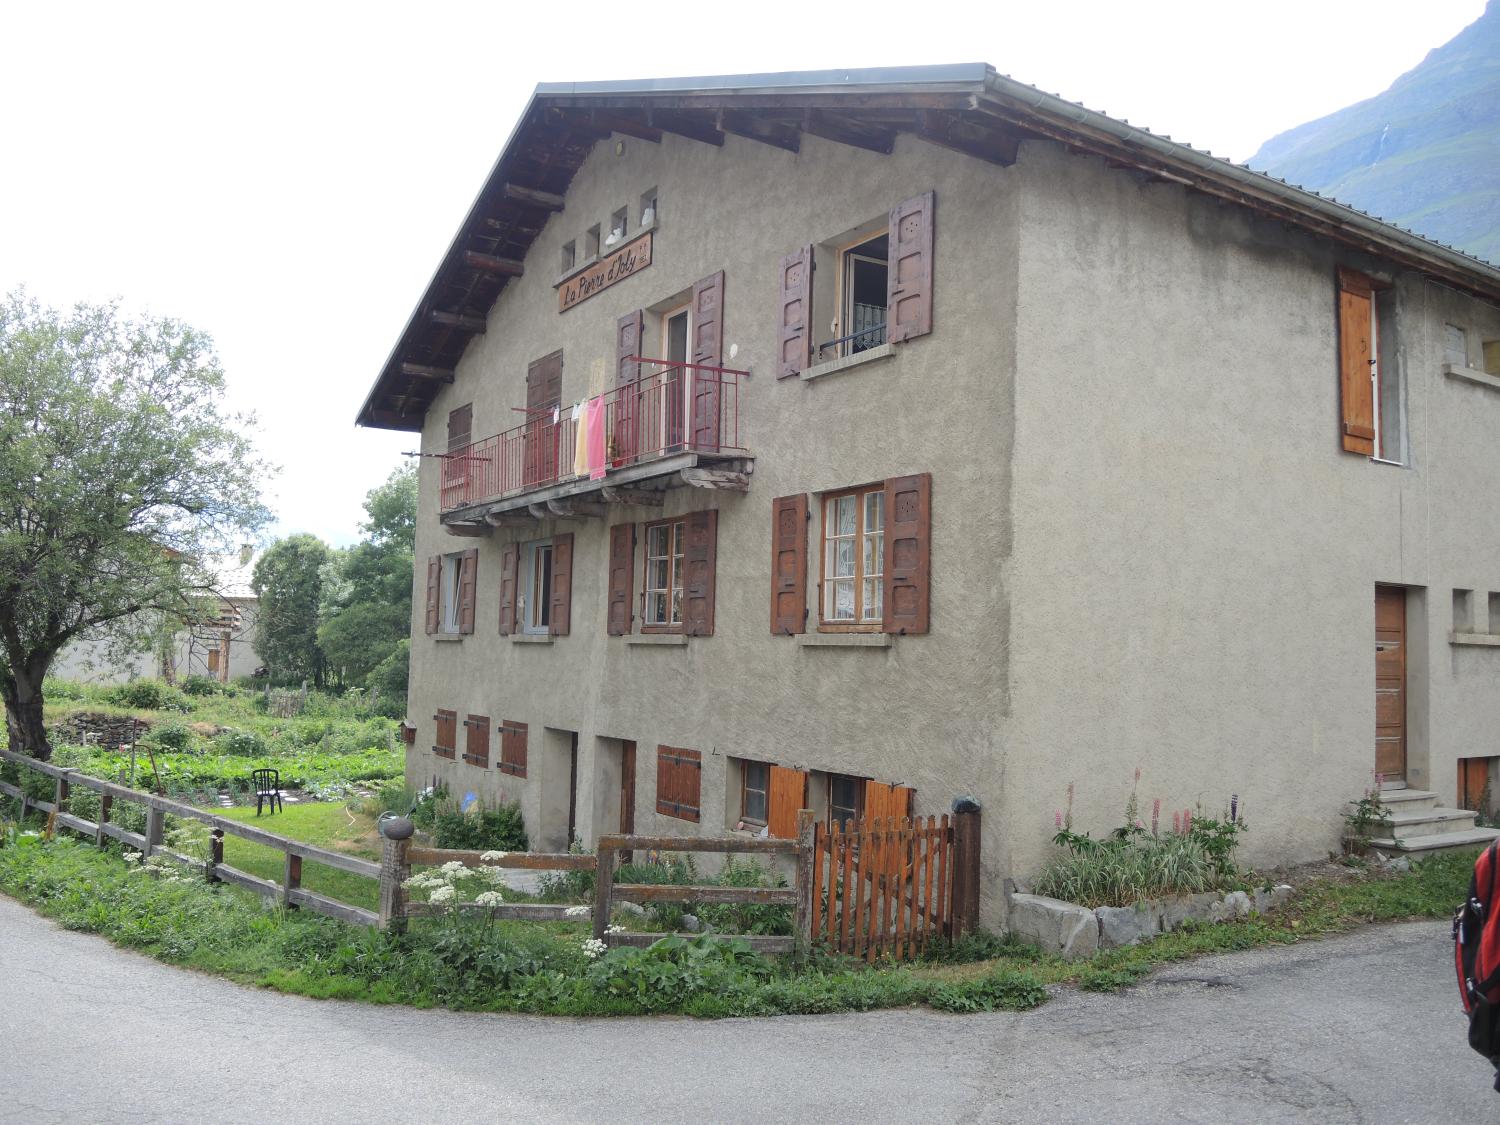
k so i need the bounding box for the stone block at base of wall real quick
[1008,884,1294,959]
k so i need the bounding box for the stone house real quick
[357,65,1500,928]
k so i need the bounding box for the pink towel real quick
[586,396,608,480]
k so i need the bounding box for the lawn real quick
[213,801,383,911]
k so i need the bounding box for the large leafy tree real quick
[0,291,269,759]
[251,534,329,685]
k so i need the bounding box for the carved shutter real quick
[425,555,441,635]
[683,509,718,637]
[549,532,573,636]
[882,473,931,635]
[616,310,644,464]
[1337,268,1376,456]
[617,309,643,384]
[771,494,808,635]
[767,766,809,839]
[607,523,635,635]
[690,271,724,450]
[457,548,477,635]
[656,746,701,822]
[463,714,490,767]
[887,191,934,343]
[777,246,813,378]
[498,544,518,635]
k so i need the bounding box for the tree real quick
[318,464,415,688]
[252,534,329,685]
[0,291,269,759]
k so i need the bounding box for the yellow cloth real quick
[572,403,589,478]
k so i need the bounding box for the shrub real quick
[930,967,1049,1012]
[430,797,528,852]
[106,680,193,713]
[144,722,195,752]
[180,675,225,697]
[1034,816,1246,908]
[215,729,269,757]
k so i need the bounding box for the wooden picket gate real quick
[811,814,956,961]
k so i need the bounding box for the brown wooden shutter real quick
[771,494,808,635]
[683,508,718,637]
[432,708,457,757]
[424,555,441,635]
[691,271,724,449]
[767,765,808,839]
[777,246,813,378]
[615,309,645,463]
[1337,268,1376,455]
[617,309,643,385]
[457,548,478,635]
[887,191,934,343]
[882,473,931,635]
[656,746,701,822]
[447,404,473,452]
[498,544,518,635]
[607,523,635,635]
[499,720,528,777]
[864,780,914,821]
[549,532,573,636]
[463,714,490,767]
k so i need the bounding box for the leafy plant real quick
[930,967,1049,1012]
[106,680,193,714]
[1343,791,1393,854]
[429,796,528,852]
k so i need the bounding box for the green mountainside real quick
[1248,0,1500,264]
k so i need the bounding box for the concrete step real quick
[1368,826,1500,858]
[1376,789,1440,812]
[1383,807,1483,840]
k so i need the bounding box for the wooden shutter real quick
[683,509,718,637]
[424,555,441,635]
[499,720,528,777]
[1337,268,1376,455]
[607,523,635,635]
[777,246,813,378]
[771,494,808,635]
[883,473,931,635]
[463,714,490,767]
[457,548,478,635]
[616,309,643,385]
[549,532,573,636]
[447,403,473,452]
[691,271,724,449]
[656,746,701,822]
[887,191,934,343]
[864,780,914,821]
[431,708,457,757]
[767,765,808,839]
[498,544,518,635]
[615,309,644,463]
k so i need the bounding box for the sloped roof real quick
[357,63,1500,432]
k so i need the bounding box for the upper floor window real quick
[519,539,554,635]
[1337,268,1403,464]
[644,517,686,630]
[822,485,884,628]
[838,233,889,356]
[425,549,476,636]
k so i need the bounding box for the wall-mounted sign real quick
[558,231,653,312]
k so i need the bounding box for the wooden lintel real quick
[462,251,524,276]
[680,467,750,492]
[802,110,895,155]
[483,512,536,529]
[429,310,487,333]
[501,182,565,212]
[600,485,664,506]
[586,109,662,143]
[400,362,455,382]
[716,111,800,153]
[444,522,490,538]
[914,110,1018,167]
[646,109,724,147]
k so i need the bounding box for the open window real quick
[519,539,555,635]
[1337,268,1404,464]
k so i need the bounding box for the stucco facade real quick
[373,68,1500,930]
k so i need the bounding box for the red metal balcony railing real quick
[439,360,746,513]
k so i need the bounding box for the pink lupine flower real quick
[1151,798,1161,837]
[1172,811,1181,835]
[1055,810,1063,830]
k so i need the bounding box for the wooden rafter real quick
[647,109,724,146]
[716,110,800,153]
[914,110,1018,167]
[401,362,455,382]
[802,110,895,154]
[462,251,524,276]
[429,310,487,333]
[501,183,566,211]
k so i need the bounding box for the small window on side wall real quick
[640,188,657,228]
[739,760,769,826]
[1337,268,1403,464]
[585,224,601,260]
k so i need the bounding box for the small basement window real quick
[738,759,769,826]
[827,773,866,829]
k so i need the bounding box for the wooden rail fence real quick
[4,747,982,961]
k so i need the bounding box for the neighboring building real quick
[51,547,263,685]
[357,65,1500,929]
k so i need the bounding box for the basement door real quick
[1375,586,1407,785]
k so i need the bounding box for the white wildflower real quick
[440,861,466,876]
[581,937,608,959]
[429,884,457,905]
[121,851,142,865]
[604,924,626,935]
[564,905,589,918]
[480,851,508,862]
[474,891,504,908]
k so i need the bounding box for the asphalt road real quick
[1,893,1491,1123]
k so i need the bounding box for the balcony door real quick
[524,351,562,488]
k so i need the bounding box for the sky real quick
[0,0,1486,545]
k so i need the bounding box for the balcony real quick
[439,360,751,528]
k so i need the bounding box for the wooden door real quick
[619,740,636,863]
[1375,586,1406,783]
[524,352,563,487]
[566,732,579,847]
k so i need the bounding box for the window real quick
[821,486,884,628]
[432,709,457,759]
[640,188,657,227]
[656,746,701,822]
[739,760,769,826]
[643,518,686,630]
[828,773,865,828]
[1485,339,1500,376]
[441,554,464,633]
[561,240,576,274]
[520,539,554,635]
[836,233,888,357]
[585,223,601,260]
[1445,323,1470,368]
[1336,268,1403,463]
[607,206,628,248]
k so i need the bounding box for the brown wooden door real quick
[619,740,636,863]
[566,732,579,847]
[1375,586,1406,783]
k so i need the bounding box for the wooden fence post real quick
[54,769,73,819]
[283,852,303,909]
[592,839,616,941]
[951,797,982,937]
[207,828,224,882]
[377,817,413,933]
[144,805,165,858]
[794,809,816,966]
[97,793,113,847]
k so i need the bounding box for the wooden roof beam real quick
[716,110,800,153]
[429,310,487,333]
[646,109,724,146]
[914,110,1018,167]
[501,183,566,212]
[365,409,423,431]
[400,362,455,383]
[802,110,895,155]
[463,251,524,276]
[584,109,662,143]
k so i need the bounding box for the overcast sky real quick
[1,0,1485,546]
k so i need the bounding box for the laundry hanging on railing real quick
[571,402,588,478]
[585,395,608,480]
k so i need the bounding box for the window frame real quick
[519,538,555,636]
[641,516,687,632]
[818,484,885,632]
[739,759,770,827]
[440,553,464,634]
[836,233,889,359]
[827,772,866,829]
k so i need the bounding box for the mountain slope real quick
[1249,1,1500,264]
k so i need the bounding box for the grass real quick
[214,802,382,911]
[0,810,1477,1018]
